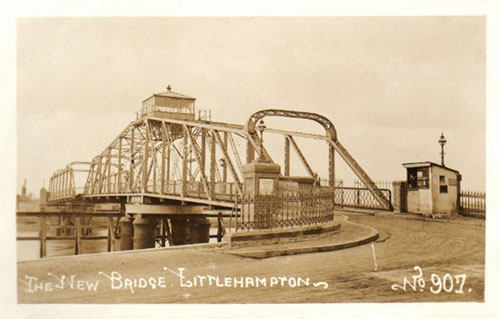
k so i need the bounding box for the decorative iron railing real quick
[460,190,486,218]
[335,187,392,210]
[232,187,335,232]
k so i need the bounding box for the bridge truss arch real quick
[245,109,337,141]
[46,108,391,211]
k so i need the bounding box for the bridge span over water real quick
[41,87,390,249]
[47,88,389,209]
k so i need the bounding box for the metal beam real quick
[201,128,206,174]
[327,139,391,210]
[246,139,254,163]
[287,135,315,178]
[106,148,111,193]
[228,133,243,172]
[329,143,335,187]
[129,127,135,192]
[95,155,105,193]
[184,125,212,200]
[182,128,188,197]
[222,132,228,192]
[210,131,216,199]
[246,132,273,163]
[161,122,167,194]
[285,136,290,176]
[263,127,327,140]
[212,130,242,195]
[118,136,122,193]
[142,120,150,192]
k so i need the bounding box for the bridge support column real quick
[242,158,281,229]
[169,217,211,245]
[246,139,255,163]
[133,216,157,249]
[119,217,134,250]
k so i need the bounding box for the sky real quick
[16,16,486,195]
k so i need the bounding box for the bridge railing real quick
[232,187,335,231]
[335,187,392,210]
[138,105,195,119]
[141,180,238,202]
[47,162,90,203]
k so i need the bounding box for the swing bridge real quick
[45,109,391,209]
[37,88,391,250]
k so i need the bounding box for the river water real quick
[16,227,220,262]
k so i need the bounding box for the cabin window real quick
[439,175,446,184]
[440,185,448,193]
[408,167,429,189]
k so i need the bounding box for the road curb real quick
[225,215,379,259]
[224,220,341,245]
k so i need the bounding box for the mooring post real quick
[74,215,81,255]
[217,212,224,242]
[39,214,47,258]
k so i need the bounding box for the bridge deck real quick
[48,182,238,209]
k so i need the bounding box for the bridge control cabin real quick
[402,161,461,218]
[139,85,196,121]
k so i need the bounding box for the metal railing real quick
[232,187,335,232]
[197,109,212,121]
[144,180,238,201]
[354,180,392,192]
[335,186,392,210]
[138,105,195,119]
[460,190,486,218]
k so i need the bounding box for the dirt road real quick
[17,213,484,303]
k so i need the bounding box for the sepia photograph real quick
[4,1,500,318]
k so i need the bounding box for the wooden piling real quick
[39,215,47,258]
[74,217,81,255]
[217,212,224,242]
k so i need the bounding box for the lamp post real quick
[438,132,447,166]
[257,119,266,161]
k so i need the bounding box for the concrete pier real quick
[119,217,134,250]
[133,216,157,249]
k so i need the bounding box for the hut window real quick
[440,185,448,193]
[407,168,418,189]
[439,175,446,184]
[407,167,429,189]
[416,168,429,188]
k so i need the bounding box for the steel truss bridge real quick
[47,109,391,211]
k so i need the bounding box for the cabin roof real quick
[402,161,460,174]
[143,90,196,102]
